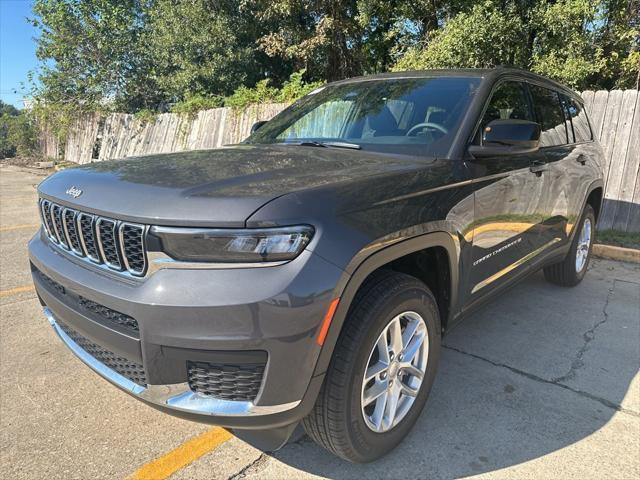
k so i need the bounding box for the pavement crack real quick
[442,344,639,418]
[551,281,615,384]
[228,453,270,480]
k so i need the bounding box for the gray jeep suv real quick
[29,68,603,462]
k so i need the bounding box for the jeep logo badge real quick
[65,186,83,198]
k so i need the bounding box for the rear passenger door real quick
[465,80,551,300]
[528,84,590,245]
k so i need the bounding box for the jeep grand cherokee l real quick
[29,68,603,462]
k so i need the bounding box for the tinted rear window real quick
[529,85,568,147]
[246,77,481,157]
[565,97,592,143]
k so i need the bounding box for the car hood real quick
[38,144,433,227]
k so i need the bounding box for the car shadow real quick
[265,264,639,478]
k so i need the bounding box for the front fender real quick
[312,230,460,377]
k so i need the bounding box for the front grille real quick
[38,199,147,276]
[51,204,69,248]
[58,321,146,385]
[96,218,122,269]
[120,224,145,275]
[63,209,83,254]
[187,361,265,402]
[78,213,100,262]
[40,200,57,242]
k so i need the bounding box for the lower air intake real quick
[58,321,147,386]
[187,361,265,402]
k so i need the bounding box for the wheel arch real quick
[586,185,603,222]
[312,231,459,377]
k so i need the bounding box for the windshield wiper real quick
[297,140,361,150]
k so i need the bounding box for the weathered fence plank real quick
[611,91,639,232]
[599,90,638,230]
[42,89,639,232]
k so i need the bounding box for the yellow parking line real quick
[127,427,233,480]
[0,223,39,232]
[0,285,35,297]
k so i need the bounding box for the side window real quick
[566,98,593,143]
[480,81,534,132]
[529,85,568,147]
[559,94,576,143]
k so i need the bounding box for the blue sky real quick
[1,0,38,108]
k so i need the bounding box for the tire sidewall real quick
[342,285,441,462]
[571,205,595,282]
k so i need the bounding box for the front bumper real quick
[30,230,342,429]
[45,307,300,416]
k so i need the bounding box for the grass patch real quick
[595,230,640,250]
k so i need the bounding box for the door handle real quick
[576,154,587,165]
[529,162,549,176]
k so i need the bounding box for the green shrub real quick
[0,103,39,159]
[224,70,325,108]
[171,93,224,115]
[276,70,324,104]
[133,109,160,124]
[224,79,279,108]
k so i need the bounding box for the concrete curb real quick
[593,244,640,264]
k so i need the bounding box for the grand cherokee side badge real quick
[65,186,83,198]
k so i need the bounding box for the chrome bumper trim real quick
[44,307,300,417]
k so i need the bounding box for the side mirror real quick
[469,119,541,158]
[251,120,268,134]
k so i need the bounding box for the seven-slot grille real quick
[39,198,147,276]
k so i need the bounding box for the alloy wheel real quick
[360,311,429,432]
[575,217,592,273]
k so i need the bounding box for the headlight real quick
[149,225,314,263]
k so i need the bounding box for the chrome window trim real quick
[118,222,147,277]
[76,212,102,263]
[62,207,85,257]
[95,217,123,271]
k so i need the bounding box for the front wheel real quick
[303,271,441,462]
[543,204,595,287]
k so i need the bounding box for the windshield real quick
[245,76,481,157]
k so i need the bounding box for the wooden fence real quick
[45,89,639,232]
[61,103,288,163]
[581,90,639,232]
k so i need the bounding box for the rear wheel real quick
[543,204,595,287]
[303,272,441,462]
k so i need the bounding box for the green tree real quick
[0,101,19,158]
[252,0,445,81]
[393,0,639,90]
[30,0,155,111]
[27,0,638,117]
[0,101,39,159]
[394,2,529,71]
[143,0,255,102]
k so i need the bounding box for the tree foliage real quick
[28,0,639,116]
[0,101,39,159]
[394,0,639,89]
[143,0,254,103]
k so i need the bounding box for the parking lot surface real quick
[1,164,638,479]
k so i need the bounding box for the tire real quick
[303,271,441,463]
[543,204,595,287]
